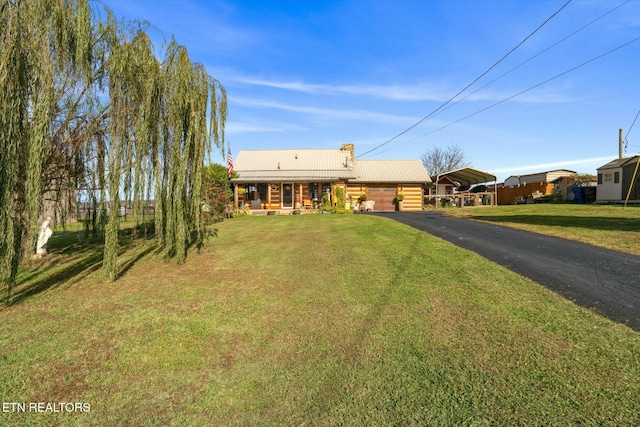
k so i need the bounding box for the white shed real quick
[596,156,640,202]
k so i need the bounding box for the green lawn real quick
[1,213,639,425]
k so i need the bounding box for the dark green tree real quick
[201,164,234,221]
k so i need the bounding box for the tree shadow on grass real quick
[117,244,158,279]
[11,250,105,305]
[467,215,640,232]
[9,227,159,307]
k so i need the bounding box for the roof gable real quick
[435,176,458,186]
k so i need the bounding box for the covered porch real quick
[231,181,339,211]
[427,167,498,208]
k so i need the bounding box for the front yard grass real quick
[1,214,638,425]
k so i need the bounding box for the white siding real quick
[596,167,623,201]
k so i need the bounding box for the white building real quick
[596,156,640,202]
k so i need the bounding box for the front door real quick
[282,183,294,208]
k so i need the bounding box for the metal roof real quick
[597,156,639,170]
[231,149,430,184]
[232,149,356,183]
[502,169,577,184]
[231,170,356,183]
[351,160,431,183]
[435,167,497,186]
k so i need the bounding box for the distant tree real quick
[421,144,470,176]
[201,164,234,220]
[556,173,597,186]
[551,174,597,202]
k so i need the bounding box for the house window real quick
[309,183,319,200]
[243,184,267,201]
[604,173,613,183]
[258,184,267,200]
[597,174,602,184]
[244,184,257,200]
[614,172,620,184]
[321,182,331,197]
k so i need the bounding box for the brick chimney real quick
[341,143,354,160]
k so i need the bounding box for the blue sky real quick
[104,0,640,182]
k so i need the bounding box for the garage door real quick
[368,187,396,211]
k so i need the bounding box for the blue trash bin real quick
[572,186,585,204]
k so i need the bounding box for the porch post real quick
[234,184,238,208]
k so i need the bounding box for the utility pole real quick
[619,128,623,159]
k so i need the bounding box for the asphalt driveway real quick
[373,211,640,331]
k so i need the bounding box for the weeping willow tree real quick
[158,41,227,264]
[1,0,227,300]
[103,34,227,280]
[0,0,94,302]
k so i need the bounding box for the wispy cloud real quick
[492,156,612,174]
[461,85,573,104]
[230,96,417,124]
[228,75,573,105]
[231,76,450,101]
[226,120,307,134]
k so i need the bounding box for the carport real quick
[429,167,498,207]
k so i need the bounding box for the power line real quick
[370,34,640,158]
[408,36,640,142]
[357,0,573,158]
[624,110,640,153]
[433,0,630,120]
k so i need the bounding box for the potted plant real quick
[357,193,367,212]
[396,193,405,211]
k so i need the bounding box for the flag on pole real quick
[227,143,233,178]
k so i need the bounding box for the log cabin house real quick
[230,144,431,212]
